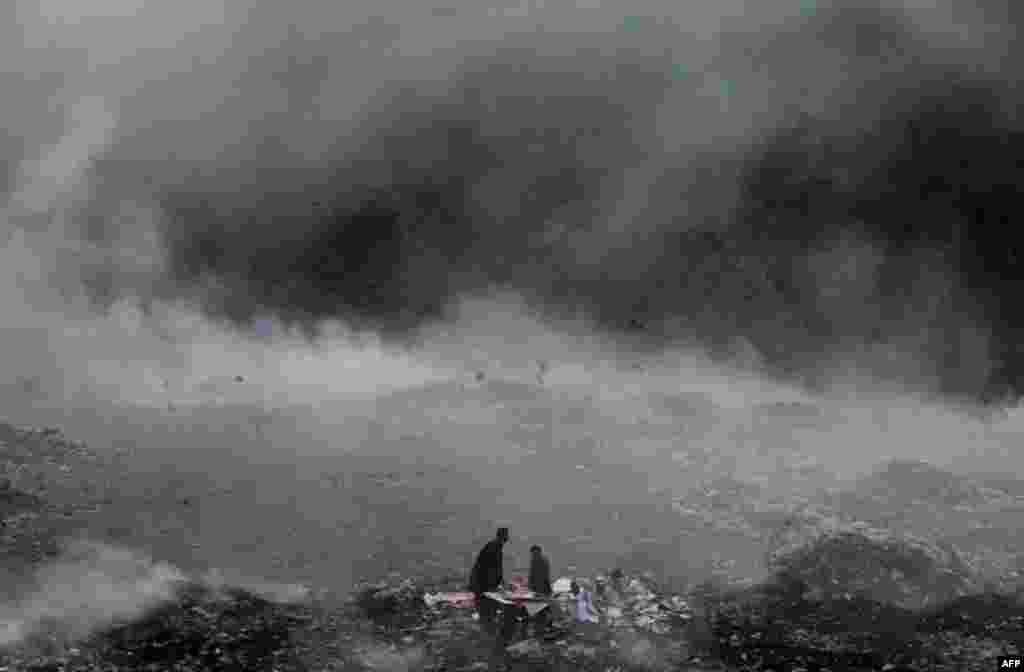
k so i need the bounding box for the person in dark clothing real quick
[469,527,509,632]
[528,544,554,636]
[470,527,509,593]
[528,545,552,596]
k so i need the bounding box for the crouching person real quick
[572,578,603,639]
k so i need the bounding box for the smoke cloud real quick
[0,540,185,648]
[2,0,1023,598]
[4,0,1022,406]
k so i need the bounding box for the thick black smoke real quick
[10,1,1024,404]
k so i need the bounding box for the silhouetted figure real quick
[469,527,509,632]
[528,544,554,635]
[528,545,552,596]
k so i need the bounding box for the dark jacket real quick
[529,552,552,595]
[469,539,504,594]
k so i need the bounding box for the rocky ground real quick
[3,420,1024,670]
[3,561,1023,672]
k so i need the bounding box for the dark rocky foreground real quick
[3,421,1024,671]
[2,566,1023,672]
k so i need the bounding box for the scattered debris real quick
[353,578,426,630]
[506,637,543,658]
[5,422,1024,671]
[423,592,476,609]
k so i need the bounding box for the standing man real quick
[469,527,510,633]
[528,545,552,596]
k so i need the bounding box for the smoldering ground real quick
[0,540,186,648]
[0,539,314,650]
[2,0,1024,633]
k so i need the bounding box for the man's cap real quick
[530,545,541,553]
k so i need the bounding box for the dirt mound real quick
[352,577,426,630]
[857,459,986,508]
[712,577,1024,671]
[769,526,978,609]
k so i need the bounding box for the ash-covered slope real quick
[847,459,994,509]
[810,459,1024,591]
[769,525,978,609]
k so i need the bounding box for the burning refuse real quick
[3,2,1024,670]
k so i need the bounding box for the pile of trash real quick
[0,424,96,463]
[0,422,106,508]
[418,570,695,639]
[768,525,979,609]
[422,591,476,610]
[352,577,426,629]
[614,578,691,636]
[8,563,1022,672]
[352,570,702,670]
[548,571,693,637]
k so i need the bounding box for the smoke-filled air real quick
[2,0,1023,662]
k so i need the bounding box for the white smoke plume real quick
[0,540,185,648]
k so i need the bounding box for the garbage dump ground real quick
[4,422,1024,671]
[1,569,708,672]
[3,550,1024,671]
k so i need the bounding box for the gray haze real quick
[2,0,1023,627]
